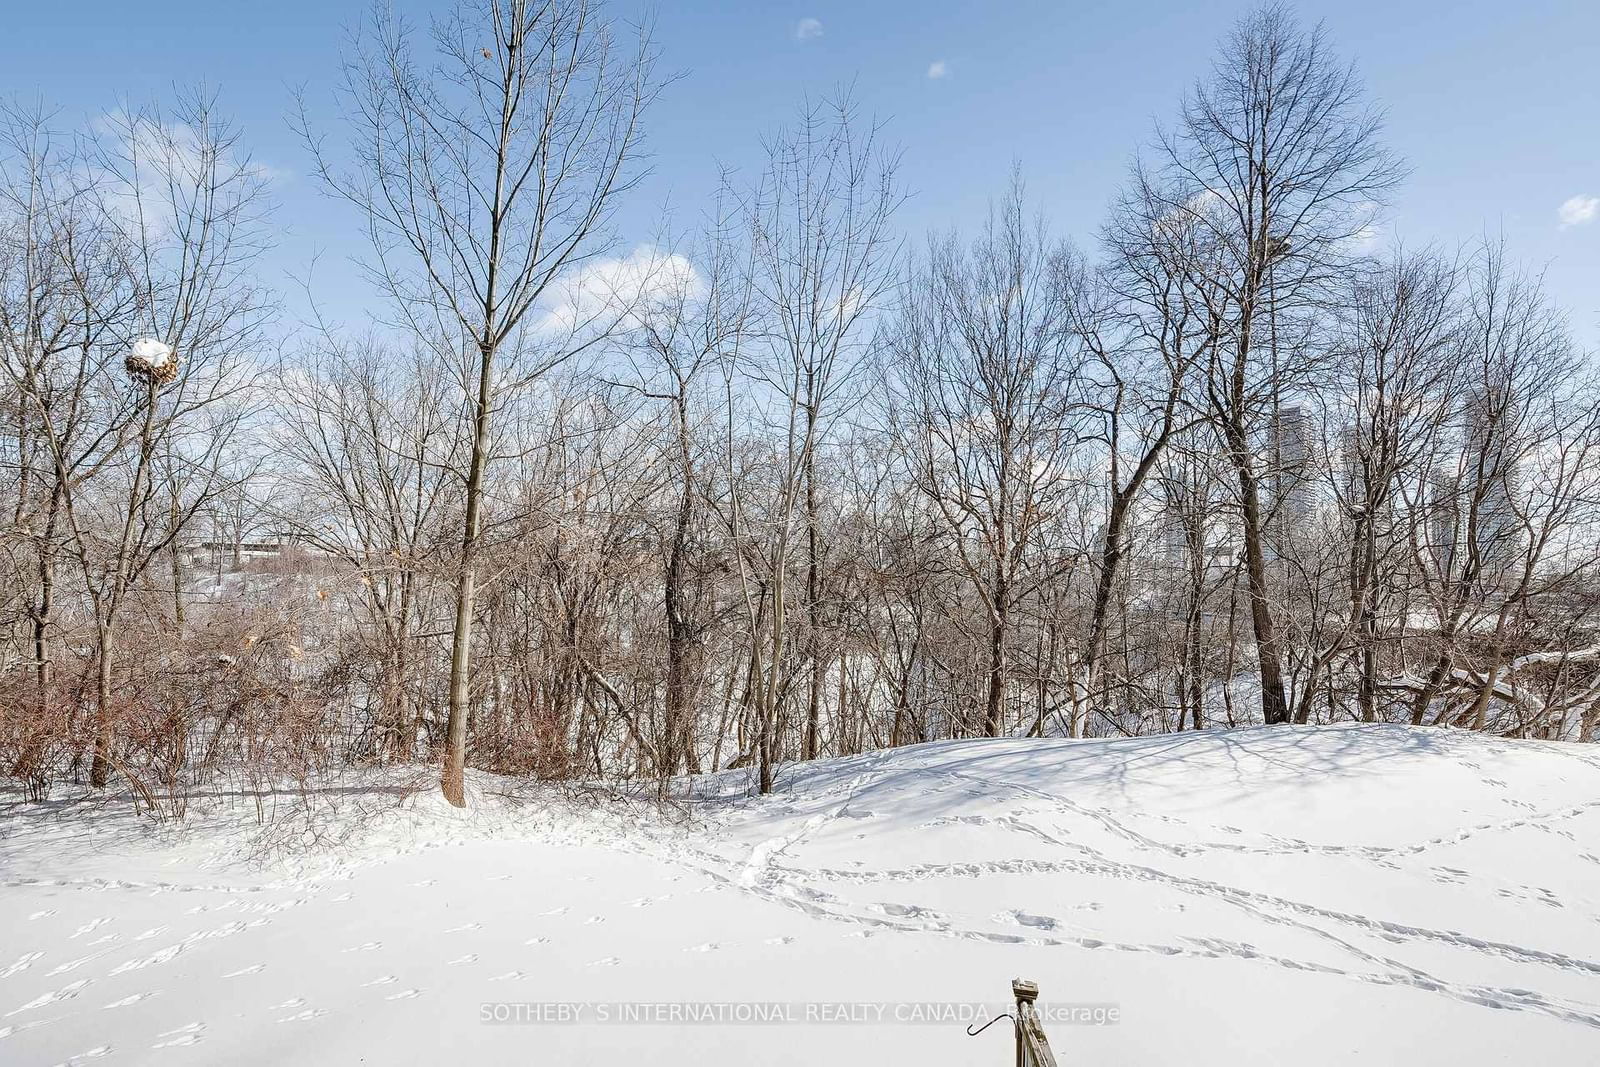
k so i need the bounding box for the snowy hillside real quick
[4,724,1600,1065]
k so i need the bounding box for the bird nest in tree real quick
[125,338,179,385]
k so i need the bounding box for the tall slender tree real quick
[306,0,660,805]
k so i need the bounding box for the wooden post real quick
[1012,978,1058,1067]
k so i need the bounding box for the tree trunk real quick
[985,567,1010,737]
[441,341,495,808]
[1228,434,1291,725]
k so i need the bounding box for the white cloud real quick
[794,17,823,42]
[1558,195,1598,228]
[534,246,704,337]
[926,60,948,80]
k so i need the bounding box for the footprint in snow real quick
[488,971,530,981]
[104,992,161,1008]
[686,942,721,953]
[343,942,382,953]
[444,923,482,933]
[278,1008,328,1023]
[151,1022,204,1048]
[583,916,605,925]
[523,937,550,946]
[0,953,43,979]
[763,936,795,946]
[70,919,113,939]
[48,952,116,977]
[588,957,621,967]
[411,879,437,888]
[330,893,354,903]
[447,954,478,966]
[8,978,90,1016]
[540,907,568,917]
[0,1020,49,1039]
[364,976,398,987]
[385,989,423,1001]
[271,998,306,1010]
[134,927,167,942]
[222,964,264,978]
[28,909,58,921]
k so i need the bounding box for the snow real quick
[3,724,1599,1064]
[125,338,176,381]
[128,338,174,369]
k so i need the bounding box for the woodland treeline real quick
[5,2,1599,809]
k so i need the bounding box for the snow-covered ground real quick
[4,724,1600,1065]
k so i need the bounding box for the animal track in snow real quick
[0,952,43,978]
[364,976,398,986]
[343,942,382,953]
[524,936,550,946]
[7,978,90,1017]
[48,951,114,977]
[583,915,605,925]
[69,919,112,939]
[447,954,478,966]
[588,956,620,966]
[221,964,264,978]
[278,1008,328,1023]
[444,922,482,933]
[385,989,422,1000]
[271,997,306,1009]
[151,1022,204,1048]
[104,992,161,1008]
[29,909,58,920]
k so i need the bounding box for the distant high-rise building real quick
[1431,385,1521,578]
[1268,404,1316,555]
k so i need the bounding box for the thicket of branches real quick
[5,2,1599,810]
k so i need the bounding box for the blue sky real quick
[5,0,1598,345]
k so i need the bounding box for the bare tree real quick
[888,182,1083,738]
[305,0,660,804]
[614,217,749,781]
[727,93,901,789]
[1147,3,1403,724]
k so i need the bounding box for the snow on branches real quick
[125,338,178,385]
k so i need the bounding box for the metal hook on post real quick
[965,1012,1015,1038]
